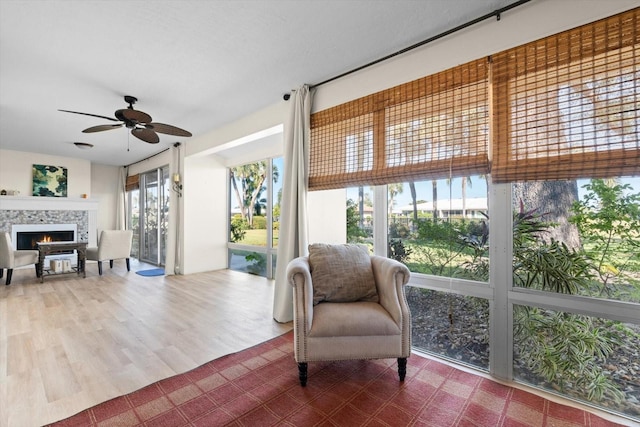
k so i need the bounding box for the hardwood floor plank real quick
[0,262,292,427]
[37,345,81,402]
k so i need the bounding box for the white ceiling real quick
[0,0,517,166]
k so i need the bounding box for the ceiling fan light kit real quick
[60,95,192,144]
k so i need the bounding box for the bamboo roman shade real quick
[491,8,640,183]
[309,59,489,190]
[125,174,139,192]
[309,8,639,189]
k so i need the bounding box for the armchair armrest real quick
[370,255,411,326]
[287,256,314,334]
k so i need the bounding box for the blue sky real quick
[346,176,640,208]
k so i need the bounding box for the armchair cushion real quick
[308,243,378,305]
[309,302,401,337]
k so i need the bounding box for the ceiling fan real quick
[59,95,192,144]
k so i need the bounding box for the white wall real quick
[0,148,91,197]
[187,103,287,158]
[182,154,228,274]
[90,163,120,232]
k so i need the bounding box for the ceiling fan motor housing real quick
[124,95,137,106]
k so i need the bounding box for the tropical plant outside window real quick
[228,157,282,278]
[346,186,374,246]
[509,178,640,417]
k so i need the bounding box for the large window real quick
[228,157,282,278]
[319,9,639,422]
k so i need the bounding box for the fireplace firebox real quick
[11,224,78,261]
[16,231,75,253]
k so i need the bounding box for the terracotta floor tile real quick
[47,332,635,427]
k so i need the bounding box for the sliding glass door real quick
[129,166,170,266]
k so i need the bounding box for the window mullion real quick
[373,185,387,257]
[489,182,513,381]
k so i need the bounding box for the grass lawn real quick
[236,229,279,247]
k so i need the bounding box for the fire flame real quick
[41,235,52,243]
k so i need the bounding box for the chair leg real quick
[126,258,130,271]
[0,268,3,279]
[35,264,41,278]
[97,261,103,275]
[110,260,114,269]
[6,269,13,286]
[298,362,308,387]
[398,358,407,381]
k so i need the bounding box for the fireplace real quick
[12,224,78,261]
[17,230,75,252]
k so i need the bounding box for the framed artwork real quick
[32,164,68,197]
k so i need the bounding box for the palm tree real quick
[432,180,438,220]
[461,176,472,219]
[409,181,418,228]
[388,183,404,215]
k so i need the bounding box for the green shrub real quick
[252,215,267,229]
[346,199,367,243]
[389,221,410,238]
[230,216,248,242]
[415,218,461,242]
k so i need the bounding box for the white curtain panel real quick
[273,85,312,323]
[117,166,127,230]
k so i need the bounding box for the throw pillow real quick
[308,243,378,305]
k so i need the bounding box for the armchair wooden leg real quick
[110,260,114,269]
[126,258,130,271]
[35,264,41,278]
[97,261,103,275]
[398,358,407,381]
[298,362,308,387]
[6,268,13,285]
[0,268,3,279]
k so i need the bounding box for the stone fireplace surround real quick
[0,196,99,247]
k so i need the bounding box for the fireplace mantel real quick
[0,196,99,245]
[0,196,99,211]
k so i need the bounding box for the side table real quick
[36,241,87,282]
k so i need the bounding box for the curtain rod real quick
[124,143,181,168]
[283,0,531,99]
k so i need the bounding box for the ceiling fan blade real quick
[148,122,192,137]
[58,109,119,122]
[117,108,152,124]
[83,124,124,133]
[131,128,160,144]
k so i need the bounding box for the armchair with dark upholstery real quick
[86,230,133,275]
[0,232,39,285]
[287,243,411,386]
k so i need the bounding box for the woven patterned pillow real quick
[308,243,378,305]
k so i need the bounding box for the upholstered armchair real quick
[0,232,40,285]
[86,230,133,275]
[287,243,411,386]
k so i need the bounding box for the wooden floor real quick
[0,260,292,427]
